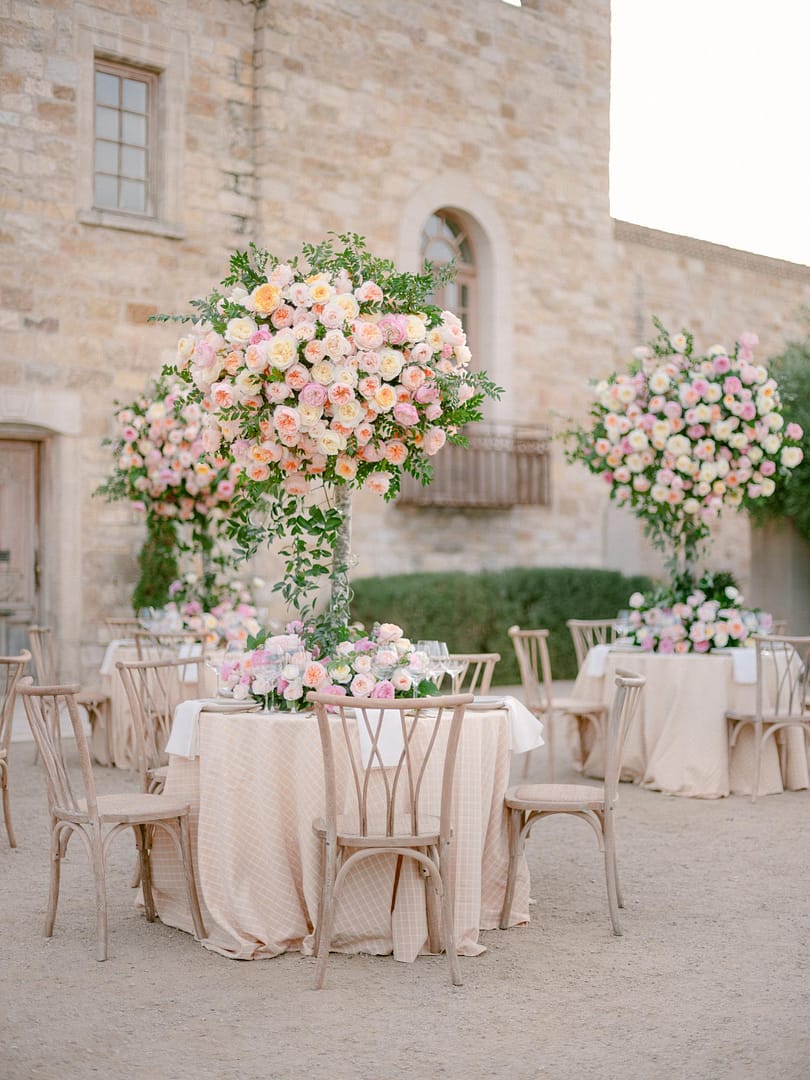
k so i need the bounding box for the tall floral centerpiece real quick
[159,233,501,655]
[562,320,803,653]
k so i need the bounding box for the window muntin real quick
[93,62,156,216]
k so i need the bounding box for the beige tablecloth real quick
[148,706,531,961]
[99,644,217,769]
[570,650,809,798]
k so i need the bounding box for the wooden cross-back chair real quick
[306,690,474,989]
[116,655,205,795]
[500,669,646,937]
[134,630,207,664]
[726,634,810,803]
[17,678,205,960]
[566,619,617,672]
[0,650,31,848]
[445,652,501,695]
[27,626,111,765]
[104,616,142,639]
[508,626,607,782]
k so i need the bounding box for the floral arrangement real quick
[97,375,237,546]
[625,571,771,654]
[563,319,804,570]
[157,233,501,643]
[218,621,436,711]
[167,571,262,648]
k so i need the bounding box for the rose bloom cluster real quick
[626,584,771,654]
[174,263,476,498]
[112,383,237,523]
[572,330,803,535]
[219,622,430,711]
[166,574,261,648]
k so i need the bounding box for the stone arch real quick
[397,173,514,421]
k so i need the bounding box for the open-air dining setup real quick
[3,4,810,1071]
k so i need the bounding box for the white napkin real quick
[500,695,545,754]
[166,699,207,759]
[728,647,757,685]
[585,644,612,677]
[178,641,203,683]
[99,638,134,677]
[357,708,405,769]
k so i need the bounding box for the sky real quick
[610,0,810,267]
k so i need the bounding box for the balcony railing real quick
[397,425,551,509]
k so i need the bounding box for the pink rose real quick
[759,459,776,476]
[377,314,409,346]
[300,382,328,407]
[712,355,731,375]
[371,680,395,700]
[423,427,446,456]
[393,402,419,427]
[414,382,439,404]
[786,422,803,440]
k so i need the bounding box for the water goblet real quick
[442,654,467,695]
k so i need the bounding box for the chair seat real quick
[313,813,441,848]
[77,688,109,707]
[505,782,606,810]
[68,793,191,823]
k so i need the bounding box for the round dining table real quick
[569,647,809,798]
[147,700,537,961]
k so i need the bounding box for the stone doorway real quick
[0,438,41,656]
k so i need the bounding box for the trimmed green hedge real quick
[350,566,654,684]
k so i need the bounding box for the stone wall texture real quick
[1,0,808,675]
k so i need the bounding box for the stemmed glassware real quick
[441,651,467,694]
[613,609,633,644]
[415,640,444,688]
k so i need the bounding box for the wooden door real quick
[0,440,39,655]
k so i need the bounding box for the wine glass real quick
[442,651,467,694]
[614,610,633,644]
[416,640,443,685]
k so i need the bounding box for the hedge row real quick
[350,566,653,684]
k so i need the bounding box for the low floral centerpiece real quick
[166,569,262,648]
[624,571,771,654]
[219,621,436,711]
[563,320,803,654]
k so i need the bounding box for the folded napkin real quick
[99,639,135,677]
[500,695,545,754]
[585,643,613,678]
[357,709,405,769]
[727,647,757,685]
[166,699,208,759]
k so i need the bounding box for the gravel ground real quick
[1,711,809,1080]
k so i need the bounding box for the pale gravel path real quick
[1,709,808,1080]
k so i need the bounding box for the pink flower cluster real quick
[626,584,771,654]
[112,381,237,523]
[570,328,803,542]
[174,263,474,498]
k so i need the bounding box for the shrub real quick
[350,566,654,683]
[132,517,179,613]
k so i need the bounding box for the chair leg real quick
[751,723,762,804]
[89,828,109,961]
[604,810,622,936]
[438,842,461,987]
[45,821,63,937]
[314,840,337,990]
[423,847,442,955]
[611,838,624,909]
[312,834,327,956]
[178,815,206,942]
[1,763,16,848]
[135,825,156,922]
[546,714,554,783]
[499,808,524,929]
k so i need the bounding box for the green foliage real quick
[749,328,810,542]
[350,566,654,684]
[132,517,179,613]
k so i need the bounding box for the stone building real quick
[1,0,808,677]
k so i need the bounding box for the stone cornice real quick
[613,219,810,283]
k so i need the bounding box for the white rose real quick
[781,446,803,468]
[629,592,646,609]
[683,498,700,515]
[748,446,763,463]
[232,683,249,701]
[763,434,781,454]
[671,333,688,353]
[766,412,784,430]
[318,430,346,456]
[225,317,258,345]
[651,484,668,503]
[627,429,648,451]
[616,384,636,404]
[649,371,670,394]
[760,477,776,496]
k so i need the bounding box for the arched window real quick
[419,210,477,363]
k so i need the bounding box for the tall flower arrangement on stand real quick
[563,319,803,576]
[158,232,501,655]
[562,320,803,654]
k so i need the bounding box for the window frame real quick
[92,58,158,220]
[420,209,478,364]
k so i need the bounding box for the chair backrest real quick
[752,634,810,720]
[105,616,142,639]
[603,669,646,807]
[448,653,500,695]
[116,655,204,787]
[566,619,617,671]
[27,626,57,684]
[0,651,31,754]
[507,627,554,712]
[17,677,99,821]
[307,691,473,843]
[134,630,207,663]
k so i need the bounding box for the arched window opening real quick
[419,210,477,363]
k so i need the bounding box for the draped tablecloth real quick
[570,649,810,799]
[148,705,532,961]
[98,643,216,769]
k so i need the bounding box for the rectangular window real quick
[93,61,156,216]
